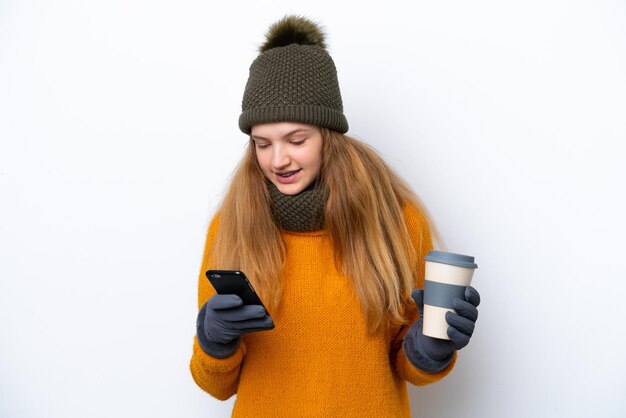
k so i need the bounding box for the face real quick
[251,122,323,195]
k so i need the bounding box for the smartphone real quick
[205,270,270,313]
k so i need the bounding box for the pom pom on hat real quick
[259,15,327,53]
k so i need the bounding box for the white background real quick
[1,1,625,417]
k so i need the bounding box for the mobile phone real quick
[205,270,270,313]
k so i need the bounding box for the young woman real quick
[190,15,481,417]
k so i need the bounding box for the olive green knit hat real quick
[238,15,349,135]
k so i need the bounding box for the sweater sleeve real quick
[189,213,246,400]
[389,203,457,386]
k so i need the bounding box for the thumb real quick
[411,288,424,318]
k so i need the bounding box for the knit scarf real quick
[268,180,327,232]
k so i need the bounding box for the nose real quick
[271,144,290,169]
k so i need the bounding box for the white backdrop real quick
[1,1,625,417]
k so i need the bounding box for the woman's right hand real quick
[197,294,274,345]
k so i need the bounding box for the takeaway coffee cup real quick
[422,250,478,340]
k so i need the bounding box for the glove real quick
[196,294,274,358]
[402,286,480,372]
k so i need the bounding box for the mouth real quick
[275,169,301,178]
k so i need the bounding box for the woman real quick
[190,15,480,417]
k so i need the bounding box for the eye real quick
[255,142,270,149]
[290,139,306,146]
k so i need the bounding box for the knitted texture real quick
[189,204,457,417]
[268,180,326,232]
[238,19,349,134]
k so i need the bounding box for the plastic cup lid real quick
[425,250,478,269]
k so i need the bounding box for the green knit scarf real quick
[268,180,327,232]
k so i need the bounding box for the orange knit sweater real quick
[189,204,457,417]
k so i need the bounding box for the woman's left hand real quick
[402,286,481,372]
[415,286,481,360]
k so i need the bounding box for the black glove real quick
[196,294,274,358]
[402,286,480,372]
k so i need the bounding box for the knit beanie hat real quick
[238,15,349,135]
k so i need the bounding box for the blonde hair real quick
[210,128,442,333]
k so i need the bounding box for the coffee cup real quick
[422,250,478,340]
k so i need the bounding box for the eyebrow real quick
[251,128,311,141]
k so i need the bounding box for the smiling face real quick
[251,122,323,195]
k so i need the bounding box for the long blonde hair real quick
[210,128,442,333]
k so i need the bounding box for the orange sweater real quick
[189,204,457,417]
